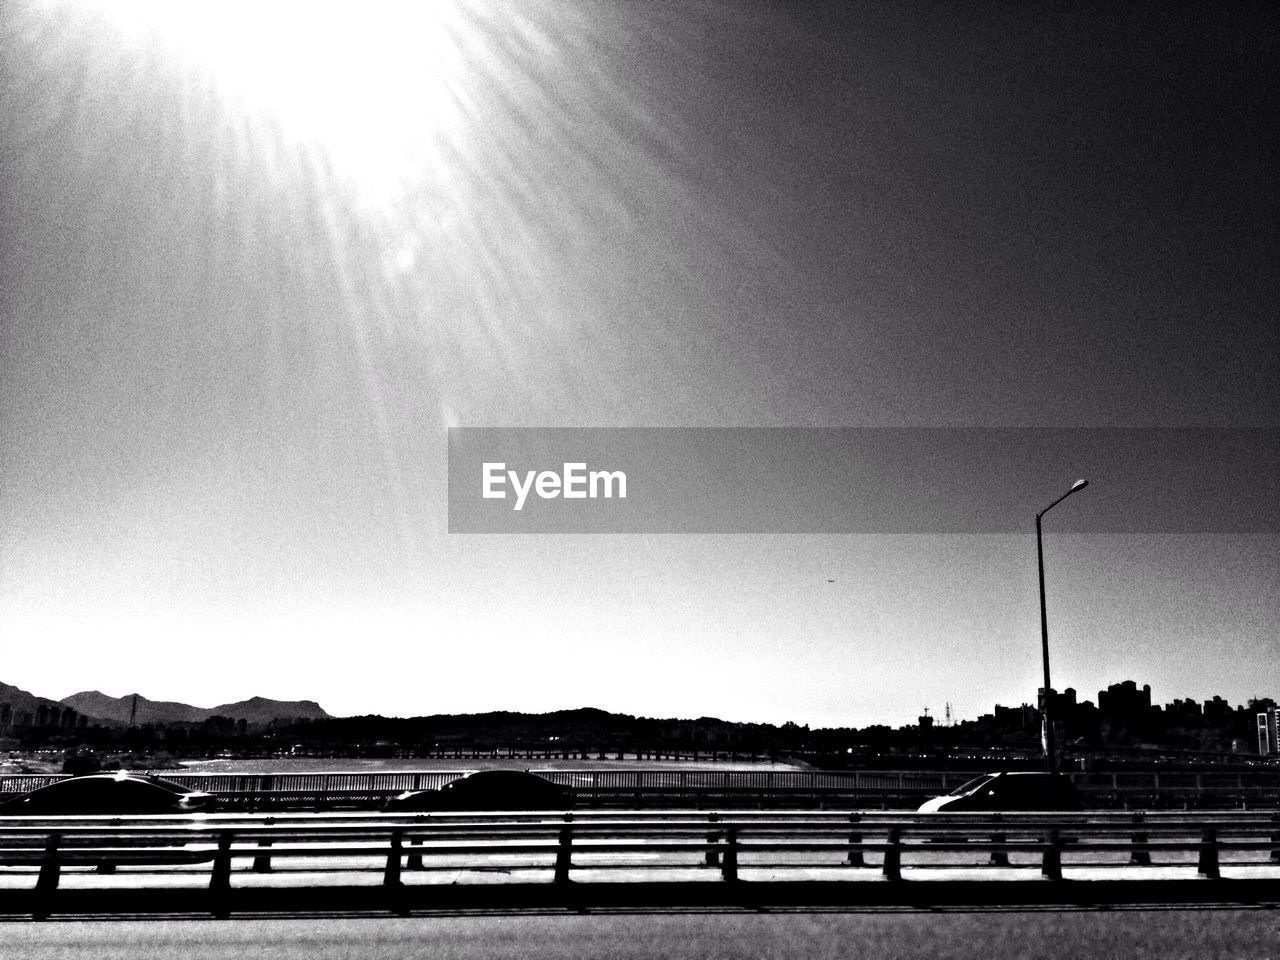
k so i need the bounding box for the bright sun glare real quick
[78,0,471,208]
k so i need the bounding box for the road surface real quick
[2,910,1278,960]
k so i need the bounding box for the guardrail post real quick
[96,819,121,875]
[847,813,864,867]
[555,818,573,884]
[210,832,233,920]
[407,824,424,872]
[253,817,274,873]
[95,820,120,875]
[1129,813,1150,866]
[385,830,409,916]
[882,828,901,881]
[989,815,1008,866]
[989,832,1009,866]
[33,833,61,921]
[384,829,404,888]
[705,812,721,867]
[1197,826,1219,879]
[721,827,739,882]
[1041,829,1062,881]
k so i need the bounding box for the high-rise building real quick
[1098,680,1151,714]
[1258,707,1279,756]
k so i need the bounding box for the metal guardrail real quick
[5,769,1280,811]
[3,809,1280,918]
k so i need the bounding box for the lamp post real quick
[1036,478,1088,772]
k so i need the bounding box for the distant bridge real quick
[4,769,1280,812]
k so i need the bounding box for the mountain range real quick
[60,690,330,725]
[1,680,329,726]
[0,681,71,720]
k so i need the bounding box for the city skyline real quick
[2,2,1276,730]
[2,672,1275,735]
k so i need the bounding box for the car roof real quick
[989,771,1067,778]
[456,770,552,782]
[448,773,552,783]
[70,773,158,781]
[47,773,200,791]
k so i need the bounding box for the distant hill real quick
[58,690,330,725]
[0,680,77,719]
[307,707,756,746]
[60,691,204,725]
[204,696,330,725]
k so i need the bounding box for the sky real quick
[1,0,1276,727]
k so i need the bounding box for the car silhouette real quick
[917,771,1083,813]
[384,770,572,812]
[0,772,215,815]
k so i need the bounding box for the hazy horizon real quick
[7,655,1273,731]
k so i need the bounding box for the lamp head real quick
[1070,479,1088,492]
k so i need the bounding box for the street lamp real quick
[1036,478,1088,772]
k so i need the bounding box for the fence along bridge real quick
[2,809,1280,918]
[6,769,1280,811]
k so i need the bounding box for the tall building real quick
[1098,680,1151,714]
[1258,707,1279,756]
